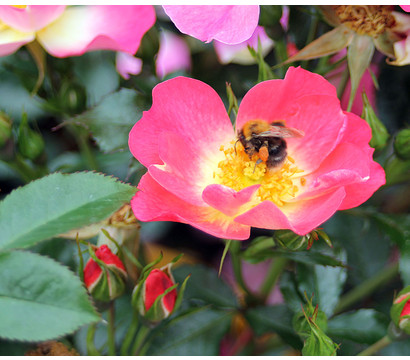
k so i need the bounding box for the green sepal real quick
[302,323,339,356]
[361,92,389,150]
[173,274,190,314]
[275,230,307,251]
[242,236,275,261]
[226,83,239,119]
[347,34,375,111]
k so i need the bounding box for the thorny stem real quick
[334,262,399,314]
[357,335,392,356]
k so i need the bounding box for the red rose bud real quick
[83,245,127,302]
[391,285,410,334]
[132,262,189,324]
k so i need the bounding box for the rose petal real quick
[235,187,346,235]
[0,26,34,56]
[132,173,251,240]
[338,161,385,210]
[129,76,234,168]
[36,5,155,57]
[202,184,260,217]
[116,52,142,80]
[214,26,274,65]
[0,5,66,32]
[296,142,370,200]
[156,30,191,78]
[163,5,259,44]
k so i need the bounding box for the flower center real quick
[214,141,305,207]
[333,5,396,36]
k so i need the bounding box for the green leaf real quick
[245,305,303,349]
[295,248,347,317]
[0,172,136,250]
[67,88,144,153]
[0,250,99,341]
[347,34,375,111]
[146,307,233,355]
[327,309,389,344]
[173,264,239,309]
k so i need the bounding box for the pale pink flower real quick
[162,5,259,45]
[214,26,274,65]
[156,30,191,79]
[0,5,155,58]
[129,67,385,240]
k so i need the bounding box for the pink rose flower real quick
[162,5,259,45]
[214,26,274,65]
[0,5,155,57]
[128,67,385,240]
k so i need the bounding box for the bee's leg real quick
[258,145,269,162]
[234,139,240,155]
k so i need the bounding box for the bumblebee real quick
[238,119,304,169]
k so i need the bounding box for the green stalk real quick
[121,315,139,356]
[132,324,151,356]
[229,241,255,300]
[107,301,116,355]
[300,16,319,70]
[334,262,399,314]
[357,335,392,356]
[337,66,350,100]
[260,257,288,300]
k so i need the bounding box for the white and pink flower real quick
[0,5,155,58]
[128,67,385,240]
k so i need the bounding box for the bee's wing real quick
[258,126,305,138]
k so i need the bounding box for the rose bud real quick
[132,263,189,324]
[391,285,410,334]
[83,244,127,302]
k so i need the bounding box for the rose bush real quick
[129,66,385,239]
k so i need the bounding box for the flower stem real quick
[357,335,392,356]
[337,66,350,100]
[132,324,151,356]
[229,241,255,301]
[121,314,139,356]
[334,262,399,314]
[107,301,116,355]
[260,257,288,300]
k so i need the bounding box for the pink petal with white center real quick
[0,5,65,32]
[156,30,191,79]
[202,184,260,217]
[116,52,142,80]
[148,132,218,207]
[235,187,346,235]
[129,76,234,168]
[132,173,251,240]
[163,5,259,44]
[0,26,34,56]
[214,26,274,65]
[36,5,155,58]
[296,142,370,200]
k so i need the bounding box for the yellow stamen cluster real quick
[334,5,396,37]
[214,141,305,207]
